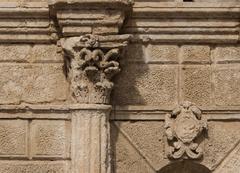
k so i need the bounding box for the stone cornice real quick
[0,2,57,43]
[0,1,238,43]
[124,2,240,43]
[49,0,132,36]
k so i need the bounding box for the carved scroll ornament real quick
[61,34,128,104]
[165,101,208,160]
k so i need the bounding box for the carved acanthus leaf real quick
[165,101,208,160]
[61,34,127,104]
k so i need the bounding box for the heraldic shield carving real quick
[165,101,208,160]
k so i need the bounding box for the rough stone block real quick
[0,120,28,157]
[0,64,69,104]
[214,65,240,106]
[181,45,211,64]
[113,64,178,107]
[182,65,212,106]
[31,120,70,158]
[0,44,63,63]
[214,46,240,63]
[0,161,70,173]
[146,44,179,63]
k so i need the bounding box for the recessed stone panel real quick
[182,65,212,106]
[214,46,240,63]
[113,64,178,107]
[181,45,211,64]
[214,65,240,106]
[146,44,179,63]
[0,64,69,104]
[30,120,70,158]
[0,120,28,157]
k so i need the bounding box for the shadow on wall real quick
[110,42,150,172]
[158,161,211,173]
[111,42,148,106]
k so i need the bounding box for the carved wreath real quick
[165,101,208,159]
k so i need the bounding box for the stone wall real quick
[0,0,239,173]
[0,43,70,172]
[111,44,240,172]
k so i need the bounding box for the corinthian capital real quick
[61,34,131,104]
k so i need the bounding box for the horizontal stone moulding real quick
[129,34,239,44]
[123,27,239,35]
[111,110,240,121]
[0,3,55,43]
[49,0,132,9]
[0,104,112,112]
[133,2,240,19]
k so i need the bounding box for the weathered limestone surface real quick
[72,108,111,173]
[113,64,178,107]
[0,161,70,173]
[0,0,239,173]
[0,44,63,63]
[0,120,27,157]
[0,64,68,104]
[31,120,70,158]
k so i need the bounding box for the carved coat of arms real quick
[165,101,208,159]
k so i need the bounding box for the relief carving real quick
[61,34,128,104]
[165,101,208,160]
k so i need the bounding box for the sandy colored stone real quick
[182,65,212,106]
[27,44,63,63]
[111,123,156,173]
[71,110,110,173]
[214,46,240,63]
[202,121,240,169]
[113,64,178,107]
[0,161,69,173]
[113,121,166,171]
[214,65,240,106]
[31,120,70,158]
[0,64,69,104]
[0,1,238,173]
[0,44,63,63]
[146,44,179,63]
[0,120,27,156]
[181,45,211,64]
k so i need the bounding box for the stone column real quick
[61,35,130,173]
[50,1,132,172]
[71,106,111,173]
